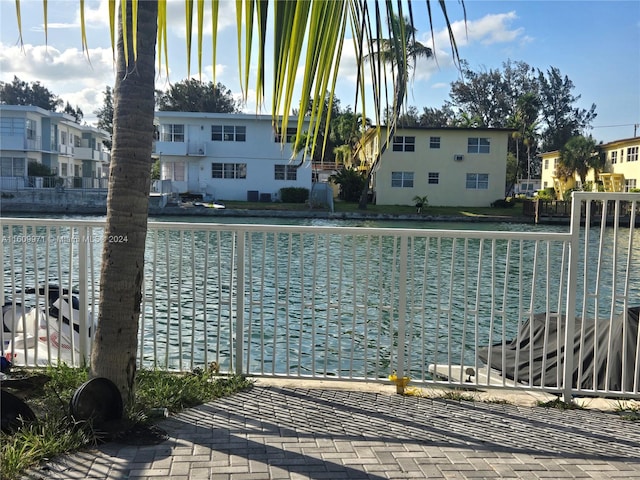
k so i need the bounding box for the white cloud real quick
[409,11,529,81]
[0,42,115,124]
[168,0,236,40]
[422,11,529,54]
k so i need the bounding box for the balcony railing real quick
[1,193,639,400]
[0,176,108,191]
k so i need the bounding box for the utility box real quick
[247,190,259,202]
[260,193,272,203]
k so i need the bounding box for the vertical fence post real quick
[562,192,581,402]
[235,229,245,375]
[395,235,409,393]
[0,222,5,307]
[78,225,89,365]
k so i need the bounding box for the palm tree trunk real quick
[90,0,157,407]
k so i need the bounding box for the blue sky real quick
[1,0,638,144]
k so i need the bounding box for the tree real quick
[94,86,114,149]
[89,0,158,407]
[538,67,597,152]
[397,106,421,127]
[359,12,440,208]
[330,167,367,202]
[0,75,63,111]
[453,111,483,128]
[156,79,241,113]
[64,101,84,123]
[412,195,428,213]
[419,106,454,127]
[558,135,601,186]
[507,92,540,183]
[366,14,433,70]
[447,60,538,129]
[294,92,344,164]
[447,60,597,178]
[17,0,462,408]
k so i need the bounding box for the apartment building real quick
[153,111,311,202]
[362,127,512,207]
[540,136,640,198]
[0,105,110,190]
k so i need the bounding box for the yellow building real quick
[362,127,512,207]
[540,136,640,199]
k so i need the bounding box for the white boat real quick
[2,286,95,367]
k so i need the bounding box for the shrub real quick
[412,195,428,213]
[27,162,54,177]
[279,187,309,203]
[329,167,367,202]
[490,198,515,208]
[536,188,555,201]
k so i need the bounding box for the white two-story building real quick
[0,105,110,190]
[153,112,312,202]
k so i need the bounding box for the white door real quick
[187,162,200,193]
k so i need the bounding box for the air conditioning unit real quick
[453,154,464,161]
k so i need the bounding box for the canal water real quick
[3,214,638,376]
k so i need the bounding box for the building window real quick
[60,131,68,145]
[0,157,25,176]
[466,173,489,189]
[275,164,297,180]
[429,137,441,149]
[50,125,57,150]
[212,162,247,179]
[392,136,415,152]
[544,159,549,170]
[626,179,637,191]
[391,171,414,188]
[25,119,36,140]
[627,146,639,162]
[61,163,68,176]
[212,125,246,142]
[160,124,184,142]
[0,117,23,136]
[428,172,440,184]
[274,127,297,143]
[610,151,618,164]
[467,137,490,154]
[162,162,185,181]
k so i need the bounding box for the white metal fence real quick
[1,192,639,399]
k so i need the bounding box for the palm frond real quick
[16,0,462,166]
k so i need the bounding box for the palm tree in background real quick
[515,93,540,179]
[558,135,601,187]
[366,14,434,71]
[13,0,463,406]
[359,12,441,208]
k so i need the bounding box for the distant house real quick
[0,105,110,190]
[153,112,311,202]
[513,178,541,197]
[540,136,639,199]
[361,127,512,207]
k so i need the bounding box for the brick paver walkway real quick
[24,386,640,479]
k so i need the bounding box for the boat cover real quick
[477,307,640,391]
